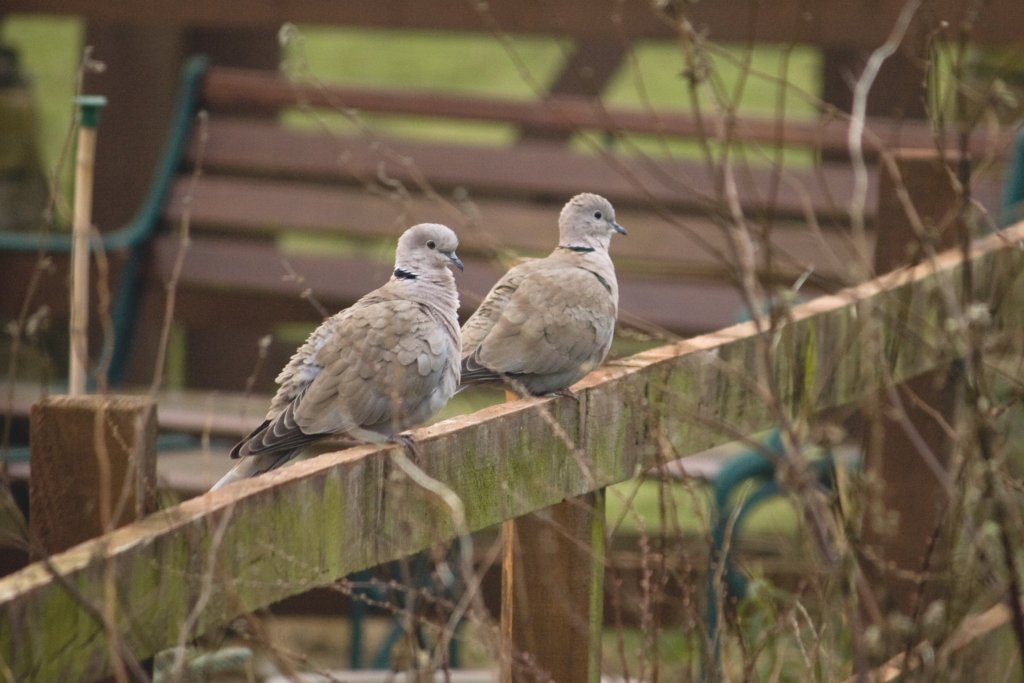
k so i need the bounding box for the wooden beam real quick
[82,25,280,231]
[501,376,606,683]
[83,24,184,231]
[8,0,1023,48]
[144,233,751,335]
[182,26,279,72]
[2,221,1023,681]
[873,149,964,274]
[28,394,159,683]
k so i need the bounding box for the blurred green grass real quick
[284,28,822,169]
[1,16,82,189]
[281,26,568,144]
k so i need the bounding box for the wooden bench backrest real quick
[134,61,1011,390]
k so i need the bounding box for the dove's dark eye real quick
[426,240,436,249]
[593,211,603,219]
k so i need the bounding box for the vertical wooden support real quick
[517,40,627,144]
[873,149,963,274]
[861,149,963,616]
[30,395,157,556]
[821,49,927,119]
[69,121,96,396]
[501,491,606,683]
[69,96,106,397]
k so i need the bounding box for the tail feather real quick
[209,449,299,491]
[458,357,502,389]
[459,357,545,395]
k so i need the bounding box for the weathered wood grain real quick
[500,377,606,683]
[2,222,1024,681]
[29,396,159,556]
[501,493,606,683]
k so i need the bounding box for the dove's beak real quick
[612,221,628,235]
[446,251,465,271]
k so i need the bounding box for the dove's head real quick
[558,193,627,251]
[394,223,464,279]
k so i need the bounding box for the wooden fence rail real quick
[3,221,1024,681]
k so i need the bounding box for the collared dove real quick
[460,193,626,396]
[211,223,464,491]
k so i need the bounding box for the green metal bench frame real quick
[0,56,208,386]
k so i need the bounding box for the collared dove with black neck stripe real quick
[460,193,626,396]
[211,223,464,491]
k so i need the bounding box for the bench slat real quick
[163,175,873,283]
[193,118,1009,227]
[201,66,1019,160]
[148,233,752,334]
[191,118,882,220]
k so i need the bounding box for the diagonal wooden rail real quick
[3,222,1024,681]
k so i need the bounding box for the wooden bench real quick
[0,55,1016,433]
[8,0,1024,236]
[153,59,1013,385]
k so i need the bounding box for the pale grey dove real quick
[459,193,625,396]
[211,223,464,491]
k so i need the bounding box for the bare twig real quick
[848,0,921,273]
[388,447,483,671]
[149,111,208,395]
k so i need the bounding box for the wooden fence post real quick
[501,491,606,682]
[861,149,963,618]
[30,395,158,556]
[499,387,605,683]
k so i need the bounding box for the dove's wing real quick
[461,263,616,394]
[232,295,457,458]
[297,297,458,437]
[460,260,535,358]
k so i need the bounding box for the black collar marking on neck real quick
[394,268,418,280]
[559,245,595,253]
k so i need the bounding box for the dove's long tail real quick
[456,357,502,391]
[209,449,300,491]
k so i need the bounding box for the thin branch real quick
[848,0,921,273]
[149,111,208,395]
